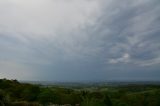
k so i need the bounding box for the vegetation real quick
[0,78,160,106]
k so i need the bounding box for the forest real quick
[0,78,160,106]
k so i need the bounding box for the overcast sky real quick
[0,0,160,81]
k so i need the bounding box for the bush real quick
[11,101,40,106]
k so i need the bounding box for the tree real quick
[104,94,112,106]
[22,85,40,101]
[0,89,10,106]
[38,88,54,106]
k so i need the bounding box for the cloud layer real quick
[0,0,160,81]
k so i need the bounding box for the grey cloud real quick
[89,0,160,67]
[109,53,130,64]
[0,0,160,81]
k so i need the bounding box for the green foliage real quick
[38,88,54,105]
[0,89,10,106]
[81,97,105,106]
[0,78,160,106]
[22,85,40,101]
[11,101,40,106]
[104,94,112,106]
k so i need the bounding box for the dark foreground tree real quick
[0,89,10,106]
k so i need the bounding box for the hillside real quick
[0,79,160,106]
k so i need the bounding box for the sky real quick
[0,0,160,81]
